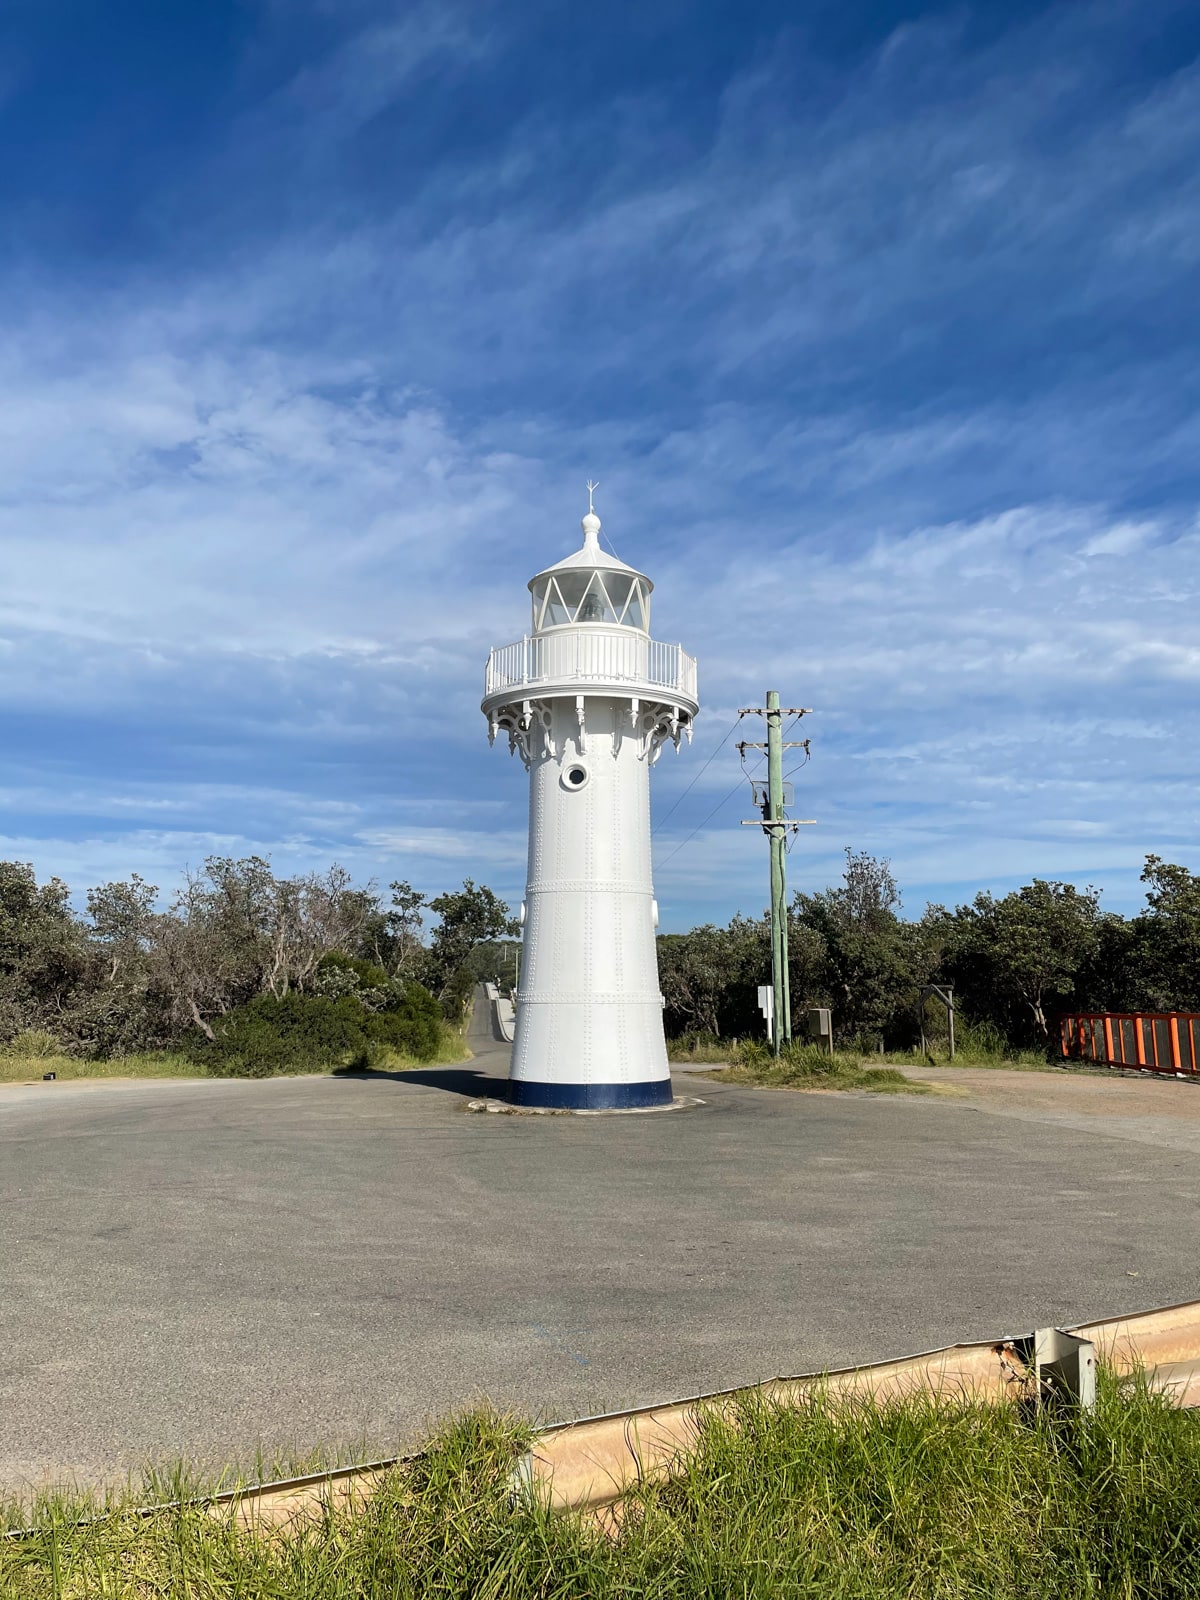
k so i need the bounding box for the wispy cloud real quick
[0,0,1197,926]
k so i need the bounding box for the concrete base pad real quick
[465,1095,705,1116]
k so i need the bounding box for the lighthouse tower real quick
[482,491,700,1109]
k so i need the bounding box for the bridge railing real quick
[1060,1010,1200,1074]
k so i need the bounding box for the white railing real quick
[485,628,697,703]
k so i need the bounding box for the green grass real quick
[666,1036,735,1064]
[708,1039,931,1093]
[4,1374,1198,1597]
[0,1049,202,1084]
[885,1044,1060,1073]
[668,1033,1057,1077]
[0,1020,471,1087]
[887,1020,1058,1072]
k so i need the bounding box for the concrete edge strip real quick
[8,1297,1200,1535]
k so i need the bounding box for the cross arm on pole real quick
[739,820,816,828]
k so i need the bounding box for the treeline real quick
[658,851,1200,1054]
[7,848,1198,1068]
[0,857,515,1072]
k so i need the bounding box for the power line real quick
[655,714,802,865]
[783,744,812,782]
[654,714,811,870]
[651,712,743,837]
[654,772,747,869]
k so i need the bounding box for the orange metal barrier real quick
[1060,1010,1200,1075]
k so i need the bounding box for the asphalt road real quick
[2,1001,1199,1491]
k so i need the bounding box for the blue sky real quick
[1,0,1197,930]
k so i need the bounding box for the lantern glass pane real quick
[576,573,617,623]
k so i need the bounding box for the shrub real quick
[313,951,393,1003]
[183,979,443,1077]
[363,985,443,1061]
[317,951,390,987]
[185,993,360,1077]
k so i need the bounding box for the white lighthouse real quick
[482,490,700,1109]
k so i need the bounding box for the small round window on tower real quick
[561,762,590,792]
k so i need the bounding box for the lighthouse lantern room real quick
[481,492,700,1109]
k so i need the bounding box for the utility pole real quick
[738,695,813,1056]
[767,691,790,1051]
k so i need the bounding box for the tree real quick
[936,879,1103,1042]
[152,857,379,1038]
[425,880,518,1010]
[1125,857,1200,1011]
[170,855,278,1021]
[87,875,158,982]
[462,937,522,988]
[785,919,832,1036]
[0,861,89,1042]
[792,850,932,1047]
[262,865,378,998]
[657,925,746,1038]
[71,875,166,1054]
[655,914,830,1041]
[1074,909,1139,1016]
[361,880,428,978]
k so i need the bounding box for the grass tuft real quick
[666,1033,734,1064]
[709,1039,931,1093]
[885,1045,1058,1073]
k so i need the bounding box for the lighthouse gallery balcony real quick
[484,626,698,709]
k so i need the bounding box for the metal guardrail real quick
[21,1297,1190,1533]
[518,1298,1200,1515]
[1060,1010,1200,1074]
[485,630,698,703]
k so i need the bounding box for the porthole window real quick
[561,761,590,792]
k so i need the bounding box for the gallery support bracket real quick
[487,695,692,769]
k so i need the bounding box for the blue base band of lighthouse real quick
[508,1078,673,1110]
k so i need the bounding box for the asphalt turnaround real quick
[3,999,1199,1490]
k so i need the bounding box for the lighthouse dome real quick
[528,498,652,633]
